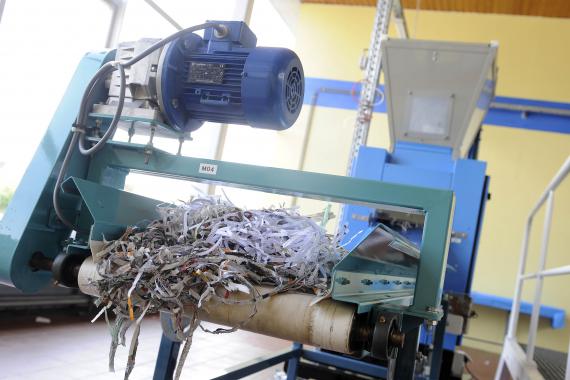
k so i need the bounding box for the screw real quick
[378,316,386,324]
[389,331,405,348]
[171,98,179,109]
[214,24,229,38]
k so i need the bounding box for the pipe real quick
[291,87,351,206]
[0,0,6,24]
[490,101,570,118]
[78,257,358,354]
[103,0,127,49]
[526,191,555,361]
[143,0,183,31]
[297,87,352,173]
[392,0,408,39]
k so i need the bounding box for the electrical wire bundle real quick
[90,196,347,380]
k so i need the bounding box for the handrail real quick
[496,155,570,380]
[528,157,570,218]
[521,265,570,280]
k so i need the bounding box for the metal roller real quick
[78,257,359,354]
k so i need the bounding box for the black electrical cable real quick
[52,131,81,230]
[52,22,227,230]
[78,63,126,155]
[122,22,225,67]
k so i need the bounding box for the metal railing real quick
[495,155,570,380]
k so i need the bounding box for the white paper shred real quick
[92,196,347,380]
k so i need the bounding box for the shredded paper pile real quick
[91,197,347,379]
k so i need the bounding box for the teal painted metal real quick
[62,177,163,241]
[0,52,114,292]
[86,141,454,321]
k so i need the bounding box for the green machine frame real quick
[83,141,454,321]
[0,52,454,322]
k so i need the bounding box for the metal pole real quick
[392,0,408,38]
[505,219,532,339]
[526,190,555,361]
[527,157,570,219]
[286,343,302,380]
[0,0,6,24]
[491,101,570,118]
[429,300,448,380]
[103,0,127,48]
[505,158,569,339]
[232,0,255,22]
[152,335,181,380]
[291,87,351,206]
[521,265,570,279]
[143,0,183,31]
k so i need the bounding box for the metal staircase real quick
[495,156,570,380]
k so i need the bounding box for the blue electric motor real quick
[157,21,304,132]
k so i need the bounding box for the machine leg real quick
[394,316,423,380]
[153,334,181,380]
[286,343,302,380]
[429,300,448,380]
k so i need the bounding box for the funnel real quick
[382,39,498,158]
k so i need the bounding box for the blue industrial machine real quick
[0,21,479,380]
[341,38,498,378]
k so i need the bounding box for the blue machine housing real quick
[341,142,489,350]
[158,21,304,132]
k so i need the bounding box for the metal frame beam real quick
[154,341,389,380]
[392,0,408,38]
[143,0,183,31]
[102,0,127,48]
[0,0,6,24]
[86,141,454,320]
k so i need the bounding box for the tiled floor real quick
[0,312,290,380]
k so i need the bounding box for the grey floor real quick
[0,314,290,380]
